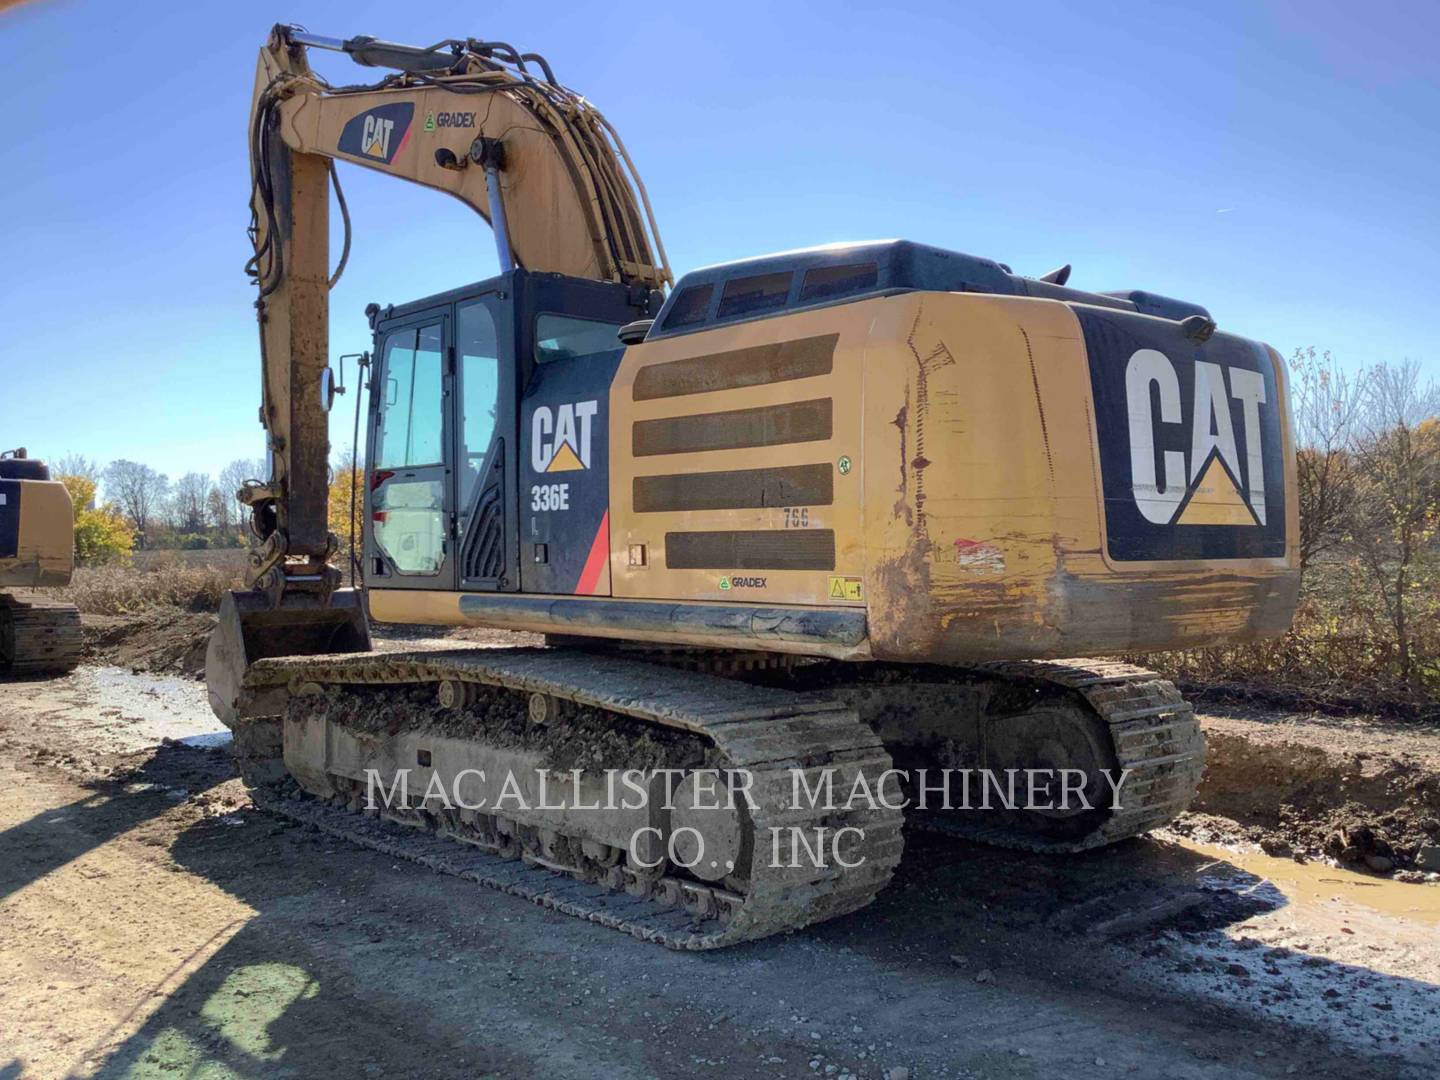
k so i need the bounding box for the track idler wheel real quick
[985,705,1118,837]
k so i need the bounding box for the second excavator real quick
[207,26,1300,948]
[1,448,82,677]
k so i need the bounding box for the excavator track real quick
[0,593,83,676]
[235,647,905,950]
[908,659,1205,853]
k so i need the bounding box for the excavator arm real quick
[207,26,670,721]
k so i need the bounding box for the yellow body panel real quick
[378,290,1299,664]
[854,293,1297,661]
[0,478,73,589]
[609,301,871,608]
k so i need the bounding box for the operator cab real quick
[364,268,657,598]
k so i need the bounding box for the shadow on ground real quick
[0,743,228,906]
[53,786,1438,1080]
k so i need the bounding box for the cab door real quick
[367,312,455,589]
[453,292,519,590]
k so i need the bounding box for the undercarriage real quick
[225,645,1204,948]
[0,592,83,676]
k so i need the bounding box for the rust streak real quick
[1019,326,1055,485]
[904,301,956,537]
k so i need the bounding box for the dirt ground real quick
[1178,704,1440,876]
[2,613,1439,1079]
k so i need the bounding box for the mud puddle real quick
[1184,717,1440,877]
[12,666,231,760]
[1173,835,1440,926]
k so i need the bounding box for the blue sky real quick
[1,0,1435,487]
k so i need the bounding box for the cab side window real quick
[376,323,444,467]
[457,300,500,509]
[373,321,446,575]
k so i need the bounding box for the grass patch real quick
[60,554,246,615]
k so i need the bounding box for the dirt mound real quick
[1177,727,1440,874]
[83,609,216,678]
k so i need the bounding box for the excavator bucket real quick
[206,587,371,725]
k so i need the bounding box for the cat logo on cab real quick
[531,400,597,473]
[529,399,600,514]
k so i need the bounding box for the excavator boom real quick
[209,25,671,720]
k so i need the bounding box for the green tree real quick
[59,475,134,564]
[329,460,364,577]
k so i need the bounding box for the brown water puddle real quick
[1176,836,1440,926]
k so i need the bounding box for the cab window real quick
[660,284,714,330]
[458,300,501,507]
[376,322,444,467]
[716,271,792,320]
[373,320,445,576]
[535,314,624,364]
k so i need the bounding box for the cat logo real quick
[336,104,415,166]
[1126,348,1268,527]
[1080,308,1284,562]
[362,115,394,158]
[531,400,599,473]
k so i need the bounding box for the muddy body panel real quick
[609,289,1297,664]
[853,293,1298,663]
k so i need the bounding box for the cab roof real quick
[647,239,1210,341]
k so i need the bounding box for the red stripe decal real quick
[393,121,414,161]
[574,511,610,595]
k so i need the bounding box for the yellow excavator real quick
[208,26,1300,948]
[1,449,82,675]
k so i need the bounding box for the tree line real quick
[53,455,267,556]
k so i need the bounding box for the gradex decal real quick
[1125,349,1268,527]
[531,400,598,473]
[337,103,415,166]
